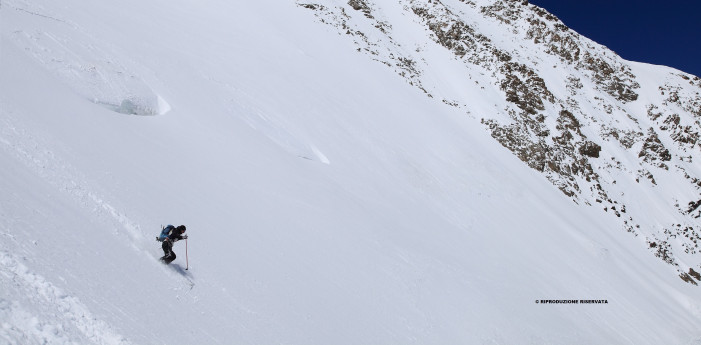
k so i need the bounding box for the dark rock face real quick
[579,141,601,158]
[639,128,672,168]
[297,0,701,284]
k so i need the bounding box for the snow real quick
[1,0,701,344]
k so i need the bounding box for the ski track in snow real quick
[206,75,331,164]
[0,251,131,345]
[0,111,144,245]
[0,108,144,344]
[5,0,170,116]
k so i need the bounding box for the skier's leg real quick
[165,251,176,264]
[161,240,174,262]
[161,241,170,260]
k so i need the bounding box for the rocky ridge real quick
[297,0,701,283]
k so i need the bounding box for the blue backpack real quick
[158,225,174,241]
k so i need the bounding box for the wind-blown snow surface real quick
[1,0,700,344]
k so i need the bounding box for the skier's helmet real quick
[177,225,186,233]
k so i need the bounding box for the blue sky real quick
[528,0,701,77]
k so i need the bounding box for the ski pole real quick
[185,237,189,270]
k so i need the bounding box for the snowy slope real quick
[1,0,701,344]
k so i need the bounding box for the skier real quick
[157,225,187,264]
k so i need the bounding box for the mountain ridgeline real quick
[297,0,701,283]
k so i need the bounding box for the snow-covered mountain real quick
[299,0,701,281]
[1,0,700,344]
